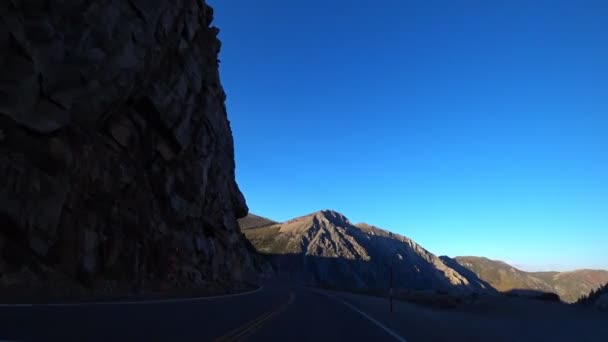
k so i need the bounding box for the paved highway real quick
[0,283,404,341]
[2,283,607,341]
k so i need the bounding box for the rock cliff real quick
[0,1,259,297]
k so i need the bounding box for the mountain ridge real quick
[242,210,494,294]
[453,256,608,303]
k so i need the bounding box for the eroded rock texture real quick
[0,1,258,296]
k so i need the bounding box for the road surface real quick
[0,283,402,341]
[2,283,607,341]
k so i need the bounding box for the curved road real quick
[3,283,607,341]
[0,283,402,341]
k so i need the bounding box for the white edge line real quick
[312,290,407,342]
[0,286,262,308]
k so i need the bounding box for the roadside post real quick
[389,265,393,313]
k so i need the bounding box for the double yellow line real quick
[213,291,295,342]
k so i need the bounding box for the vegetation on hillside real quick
[577,283,608,305]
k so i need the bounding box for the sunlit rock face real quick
[242,210,494,293]
[0,1,262,296]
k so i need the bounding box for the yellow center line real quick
[213,291,295,342]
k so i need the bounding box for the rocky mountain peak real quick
[243,212,494,293]
[310,210,350,227]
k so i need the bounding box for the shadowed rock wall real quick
[0,1,258,296]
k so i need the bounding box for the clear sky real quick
[209,0,608,272]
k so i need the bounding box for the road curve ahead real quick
[0,283,402,342]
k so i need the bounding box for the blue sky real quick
[209,0,608,271]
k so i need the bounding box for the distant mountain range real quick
[240,211,608,303]
[449,256,608,303]
[240,210,493,293]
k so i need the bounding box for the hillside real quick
[453,257,608,303]
[531,270,608,303]
[450,257,555,293]
[238,214,277,230]
[577,283,608,310]
[242,210,494,293]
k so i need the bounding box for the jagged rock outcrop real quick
[0,1,260,297]
[242,210,494,293]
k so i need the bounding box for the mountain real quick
[448,257,555,293]
[531,270,608,303]
[0,1,261,297]
[241,210,494,293]
[452,257,608,303]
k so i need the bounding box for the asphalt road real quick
[0,283,403,342]
[3,283,606,341]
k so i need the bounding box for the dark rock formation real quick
[0,1,259,297]
[504,289,561,302]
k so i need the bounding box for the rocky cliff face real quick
[242,210,494,293]
[0,1,258,296]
